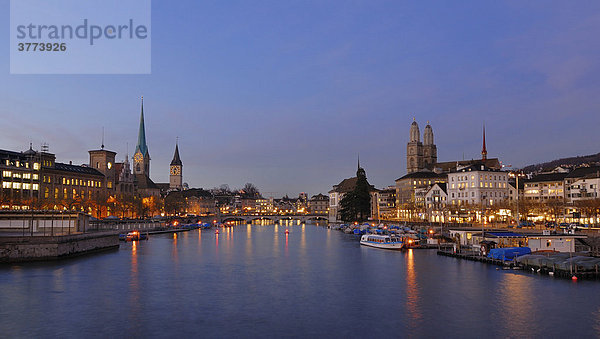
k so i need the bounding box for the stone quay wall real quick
[0,231,119,263]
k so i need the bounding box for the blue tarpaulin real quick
[488,247,531,261]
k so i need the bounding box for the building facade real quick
[308,194,328,215]
[447,164,509,206]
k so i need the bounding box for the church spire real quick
[135,96,149,157]
[481,124,488,160]
[171,139,182,166]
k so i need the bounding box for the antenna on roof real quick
[101,126,105,150]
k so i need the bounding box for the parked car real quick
[545,222,557,228]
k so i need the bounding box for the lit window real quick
[32,184,38,190]
[33,163,40,170]
[2,171,10,177]
[2,182,10,188]
[12,182,21,189]
[23,183,31,190]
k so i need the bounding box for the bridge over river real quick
[212,214,328,224]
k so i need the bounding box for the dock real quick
[437,250,600,280]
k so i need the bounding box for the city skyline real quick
[2,1,600,195]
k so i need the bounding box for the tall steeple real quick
[481,124,488,160]
[135,96,149,157]
[133,96,150,176]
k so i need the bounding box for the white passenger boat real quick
[360,234,404,250]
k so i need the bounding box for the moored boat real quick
[123,231,147,241]
[360,234,403,250]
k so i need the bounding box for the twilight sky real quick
[1,1,600,197]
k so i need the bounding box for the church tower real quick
[133,97,150,177]
[423,121,437,169]
[169,141,183,190]
[406,118,423,173]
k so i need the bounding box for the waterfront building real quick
[0,147,42,208]
[564,166,600,203]
[395,171,447,206]
[256,198,274,214]
[375,186,397,220]
[308,193,328,215]
[447,164,509,206]
[0,145,111,214]
[569,173,600,202]
[523,171,568,201]
[424,183,448,222]
[328,161,378,222]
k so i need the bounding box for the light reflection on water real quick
[406,248,422,326]
[0,224,599,338]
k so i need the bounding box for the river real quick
[1,223,599,338]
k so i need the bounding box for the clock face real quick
[134,152,143,162]
[171,166,181,175]
[107,162,112,170]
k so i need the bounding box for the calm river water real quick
[1,223,599,338]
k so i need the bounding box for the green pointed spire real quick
[135,96,149,157]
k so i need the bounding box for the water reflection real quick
[405,249,422,324]
[285,233,289,257]
[273,224,279,256]
[300,224,306,254]
[497,273,538,337]
[129,241,141,324]
[197,229,202,255]
[172,233,179,265]
[215,233,219,253]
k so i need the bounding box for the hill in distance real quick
[521,152,600,173]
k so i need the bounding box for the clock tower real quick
[169,142,183,190]
[133,97,150,176]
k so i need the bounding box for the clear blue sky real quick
[1,1,600,197]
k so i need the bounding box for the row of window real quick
[43,187,102,200]
[451,182,508,189]
[452,191,506,198]
[2,171,39,180]
[451,174,507,182]
[1,182,39,190]
[3,160,40,170]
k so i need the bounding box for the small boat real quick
[360,234,403,250]
[124,231,147,241]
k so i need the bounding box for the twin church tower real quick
[406,119,437,174]
[133,97,183,191]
